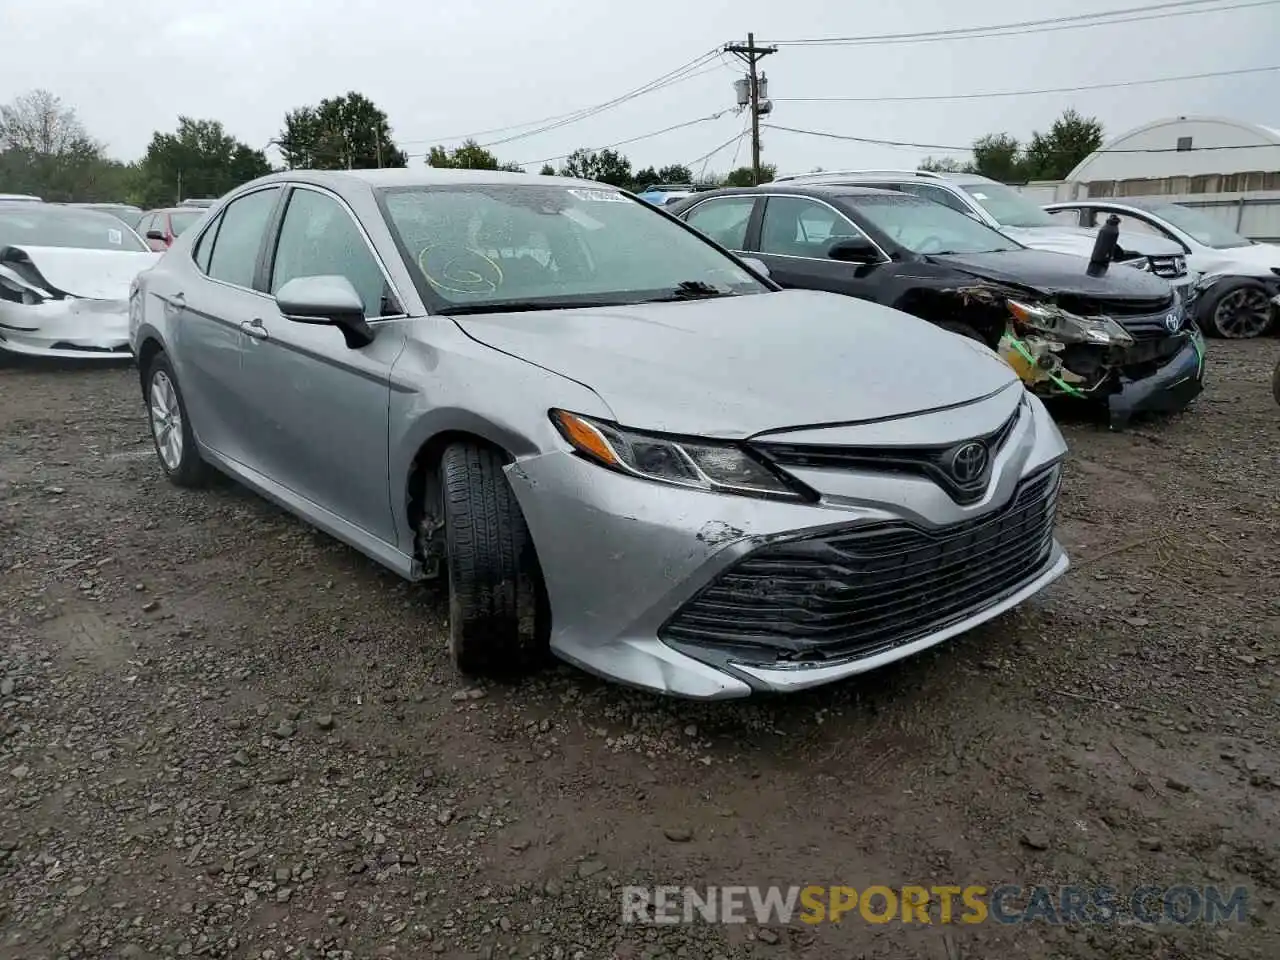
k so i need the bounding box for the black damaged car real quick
[668,185,1206,428]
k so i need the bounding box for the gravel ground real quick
[1,341,1278,960]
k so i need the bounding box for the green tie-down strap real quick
[1002,334,1087,399]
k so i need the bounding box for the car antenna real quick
[1087,214,1121,278]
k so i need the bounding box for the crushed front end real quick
[997,289,1204,429]
[0,246,134,359]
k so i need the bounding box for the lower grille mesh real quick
[661,467,1060,663]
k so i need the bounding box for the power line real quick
[398,49,720,148]
[762,0,1277,45]
[762,122,1280,155]
[774,63,1280,103]
[518,111,733,167]
[689,128,750,176]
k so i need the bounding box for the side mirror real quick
[739,256,770,279]
[275,275,375,349]
[145,230,165,241]
[827,237,880,264]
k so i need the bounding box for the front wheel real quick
[145,353,212,487]
[440,443,547,676]
[1200,279,1275,339]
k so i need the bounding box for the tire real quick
[440,442,546,675]
[144,353,212,488]
[1198,278,1276,339]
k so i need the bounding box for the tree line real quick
[1,88,1102,209]
[918,109,1104,182]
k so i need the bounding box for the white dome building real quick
[1068,116,1280,197]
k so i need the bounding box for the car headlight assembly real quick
[550,410,809,500]
[1007,299,1134,347]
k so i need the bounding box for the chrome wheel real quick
[1212,286,1274,339]
[149,370,184,471]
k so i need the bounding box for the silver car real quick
[129,169,1070,699]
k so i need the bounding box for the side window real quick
[1046,209,1083,225]
[192,213,221,274]
[683,197,755,250]
[1108,212,1168,239]
[206,188,281,289]
[899,183,972,215]
[759,197,862,258]
[270,188,395,319]
[138,214,156,236]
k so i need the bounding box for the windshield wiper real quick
[436,297,631,316]
[637,280,737,302]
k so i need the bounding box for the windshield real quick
[845,194,1022,255]
[379,183,769,311]
[0,206,149,252]
[959,181,1057,228]
[1136,201,1253,249]
[169,210,204,236]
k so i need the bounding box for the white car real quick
[1045,199,1280,339]
[0,204,159,359]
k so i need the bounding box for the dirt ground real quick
[1,340,1278,960]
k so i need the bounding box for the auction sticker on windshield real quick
[108,228,123,245]
[567,189,628,203]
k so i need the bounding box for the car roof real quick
[679,184,913,201]
[241,167,613,193]
[775,169,996,187]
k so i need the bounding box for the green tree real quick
[427,138,521,171]
[560,148,632,186]
[138,117,271,206]
[632,166,660,191]
[539,163,556,176]
[277,92,407,170]
[723,164,776,187]
[918,156,973,174]
[969,134,1023,182]
[0,89,139,202]
[1021,109,1103,180]
[657,163,693,184]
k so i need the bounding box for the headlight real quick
[550,410,806,500]
[1007,299,1134,347]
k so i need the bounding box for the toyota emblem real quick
[950,442,988,485]
[1164,311,1181,332]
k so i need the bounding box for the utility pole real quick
[724,32,776,185]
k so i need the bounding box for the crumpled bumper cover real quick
[1107,329,1205,427]
[504,396,1069,699]
[0,297,132,359]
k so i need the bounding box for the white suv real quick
[774,170,1193,293]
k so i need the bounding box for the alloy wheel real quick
[149,370,184,471]
[1213,287,1274,339]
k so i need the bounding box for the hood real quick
[1191,241,1280,278]
[930,248,1174,301]
[450,289,1019,438]
[0,245,160,300]
[1003,224,1185,259]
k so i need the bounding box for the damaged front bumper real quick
[0,297,132,359]
[1003,327,1205,427]
[504,391,1069,699]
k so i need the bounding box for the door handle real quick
[240,319,269,341]
[163,292,185,312]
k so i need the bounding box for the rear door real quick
[172,186,283,464]
[751,195,880,297]
[236,184,406,544]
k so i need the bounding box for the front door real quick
[237,185,406,545]
[752,195,874,297]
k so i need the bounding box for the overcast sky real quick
[5,0,1278,176]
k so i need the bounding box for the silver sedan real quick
[129,169,1069,699]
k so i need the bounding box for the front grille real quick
[1117,313,1183,340]
[1148,255,1186,279]
[661,467,1061,664]
[755,406,1020,506]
